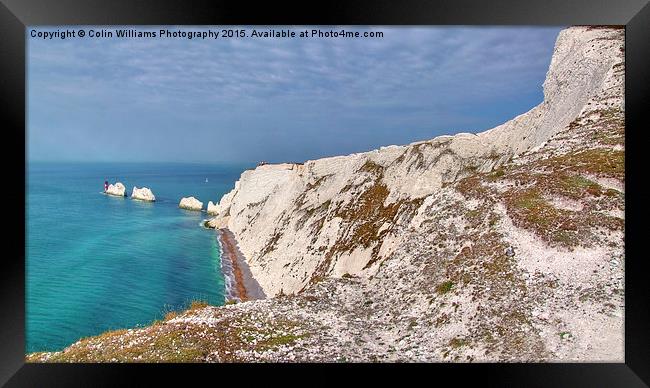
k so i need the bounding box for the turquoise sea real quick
[26,162,252,353]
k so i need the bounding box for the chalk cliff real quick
[207,26,624,297]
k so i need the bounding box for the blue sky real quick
[28,26,564,163]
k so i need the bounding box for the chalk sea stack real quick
[179,196,203,211]
[207,201,220,215]
[105,182,126,197]
[131,187,156,202]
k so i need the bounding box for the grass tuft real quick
[436,281,454,295]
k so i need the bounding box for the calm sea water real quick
[26,161,252,353]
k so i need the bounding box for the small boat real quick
[205,178,209,183]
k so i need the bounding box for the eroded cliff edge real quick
[29,26,624,362]
[207,26,624,298]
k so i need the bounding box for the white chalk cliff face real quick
[105,182,126,197]
[131,187,156,202]
[179,196,203,211]
[208,26,625,298]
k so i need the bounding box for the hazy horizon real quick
[28,26,564,164]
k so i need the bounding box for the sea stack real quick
[105,182,126,197]
[207,201,219,215]
[131,187,156,202]
[179,196,203,211]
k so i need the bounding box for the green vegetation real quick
[558,175,603,198]
[505,189,581,247]
[466,209,481,219]
[310,275,325,284]
[488,167,505,180]
[540,149,624,181]
[456,175,492,199]
[164,311,178,321]
[436,281,454,294]
[449,337,468,348]
[189,300,209,310]
[511,190,560,227]
[256,333,305,351]
[27,313,310,363]
[512,189,546,211]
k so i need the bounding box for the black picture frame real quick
[2,0,649,386]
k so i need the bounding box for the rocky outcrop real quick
[105,182,126,197]
[131,187,156,202]
[179,196,203,211]
[206,216,229,229]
